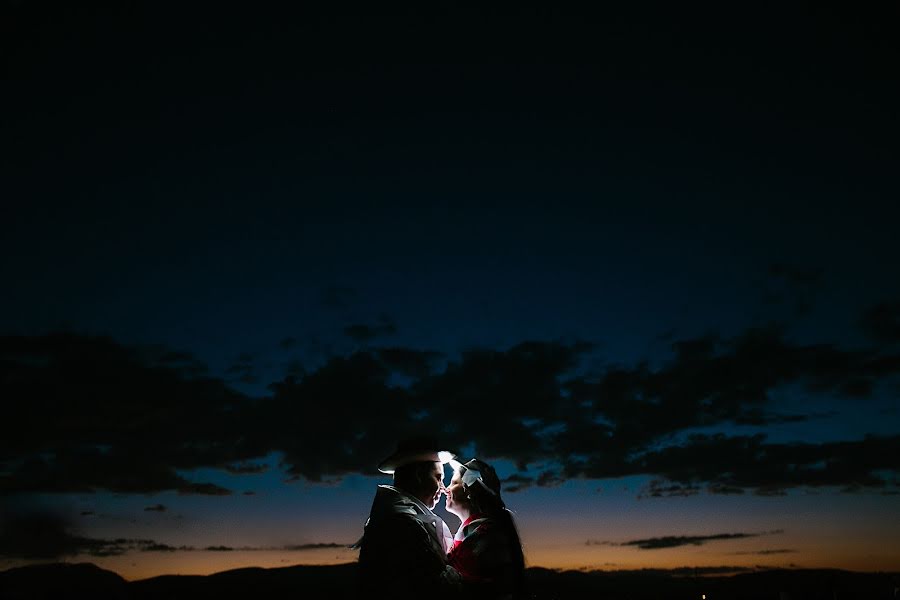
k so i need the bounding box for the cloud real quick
[760,263,823,317]
[663,566,754,575]
[224,462,269,475]
[730,549,796,556]
[225,363,259,385]
[0,503,353,561]
[178,483,232,496]
[321,285,358,310]
[140,347,209,378]
[0,333,253,496]
[278,337,298,350]
[638,481,701,498]
[141,542,187,552]
[140,542,353,555]
[343,316,397,343]
[589,530,782,550]
[0,507,83,559]
[859,301,900,344]
[536,470,565,488]
[283,359,305,377]
[621,533,758,550]
[631,434,900,496]
[375,347,443,379]
[570,327,892,446]
[2,324,899,498]
[262,351,417,482]
[576,565,755,575]
[767,264,822,287]
[502,473,535,493]
[282,543,346,551]
[140,542,349,554]
[550,327,900,493]
[0,502,157,559]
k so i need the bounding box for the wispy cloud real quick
[730,549,796,556]
[588,530,784,550]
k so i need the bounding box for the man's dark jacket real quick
[357,485,460,596]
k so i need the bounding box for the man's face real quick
[420,461,445,509]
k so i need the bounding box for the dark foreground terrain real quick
[1,562,897,599]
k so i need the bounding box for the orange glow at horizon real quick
[23,531,898,583]
[3,480,898,581]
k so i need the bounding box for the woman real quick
[444,458,526,599]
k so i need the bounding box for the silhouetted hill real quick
[129,563,358,599]
[0,562,128,600]
[1,562,897,599]
[526,566,899,599]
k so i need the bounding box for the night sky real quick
[2,1,899,580]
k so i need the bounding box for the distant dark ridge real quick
[527,567,900,600]
[0,562,127,600]
[130,563,358,599]
[1,562,897,599]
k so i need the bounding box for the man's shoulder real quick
[367,486,435,532]
[372,485,422,512]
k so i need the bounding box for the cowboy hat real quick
[377,436,456,474]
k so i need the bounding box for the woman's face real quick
[445,469,472,518]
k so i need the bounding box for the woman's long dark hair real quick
[462,463,526,594]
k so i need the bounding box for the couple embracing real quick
[357,438,526,599]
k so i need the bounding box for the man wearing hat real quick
[357,437,461,596]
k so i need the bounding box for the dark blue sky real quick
[2,0,899,578]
